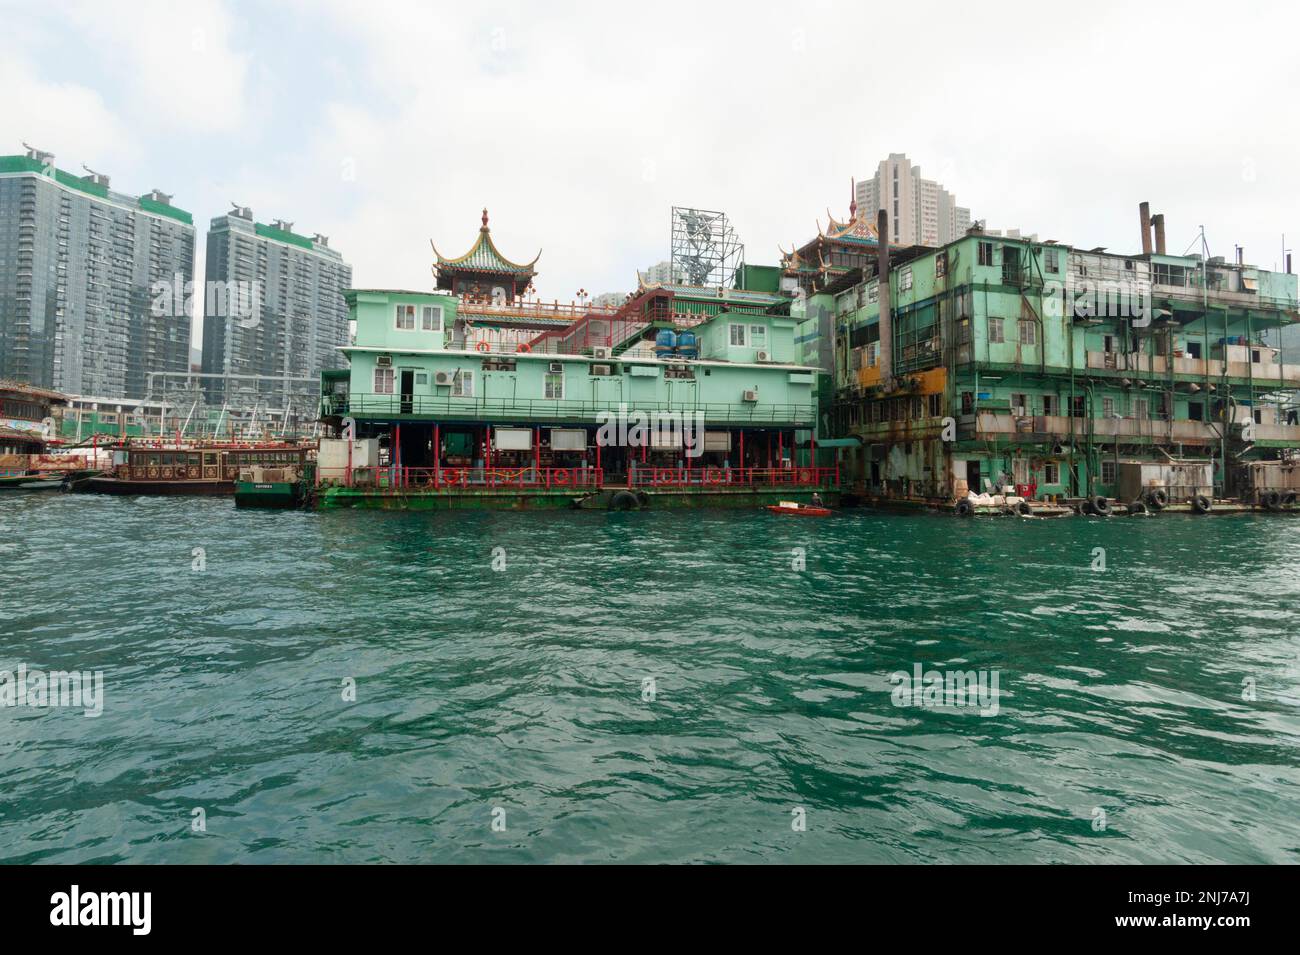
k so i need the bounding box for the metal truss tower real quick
[670,207,744,288]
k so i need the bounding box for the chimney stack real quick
[1152,214,1166,255]
[1139,202,1153,256]
[876,209,892,389]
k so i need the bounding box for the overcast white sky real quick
[4,0,1299,347]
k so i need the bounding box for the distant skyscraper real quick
[854,153,971,247]
[0,146,195,398]
[201,207,351,395]
[641,260,684,285]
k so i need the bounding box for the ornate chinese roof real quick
[432,209,541,278]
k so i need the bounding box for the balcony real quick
[965,411,1231,444]
[325,393,816,426]
[1085,350,1300,385]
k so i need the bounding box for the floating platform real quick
[312,484,837,511]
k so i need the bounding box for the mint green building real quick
[318,284,830,504]
[823,217,1300,505]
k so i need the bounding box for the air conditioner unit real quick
[755,350,770,362]
[376,355,393,367]
[434,371,453,386]
[592,346,612,360]
[742,389,759,402]
[590,364,612,376]
[548,362,564,373]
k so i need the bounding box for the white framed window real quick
[865,341,879,368]
[868,284,879,304]
[1102,397,1115,417]
[544,369,564,399]
[899,266,913,291]
[451,370,474,397]
[414,372,428,386]
[394,304,415,330]
[1101,460,1117,484]
[750,324,767,348]
[1133,398,1150,419]
[421,305,442,331]
[374,367,395,394]
[729,323,747,347]
[1044,463,1059,484]
[989,318,1005,344]
[1019,320,1037,345]
[1045,248,1060,273]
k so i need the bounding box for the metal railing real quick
[336,466,604,490]
[327,394,816,425]
[628,466,839,488]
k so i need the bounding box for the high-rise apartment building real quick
[0,146,195,398]
[201,206,351,396]
[854,153,971,247]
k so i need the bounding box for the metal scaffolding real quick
[670,207,744,288]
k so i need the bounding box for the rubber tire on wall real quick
[1128,499,1148,516]
[1261,490,1283,511]
[954,499,974,517]
[1191,494,1212,514]
[1145,488,1168,510]
[609,490,640,511]
[1093,496,1112,516]
[1016,500,1032,516]
[1080,499,1096,515]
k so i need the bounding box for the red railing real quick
[628,466,839,488]
[345,466,603,490]
[330,465,837,491]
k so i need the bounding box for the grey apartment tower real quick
[0,146,195,399]
[201,206,351,401]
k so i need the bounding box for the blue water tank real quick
[676,329,698,359]
[654,329,677,358]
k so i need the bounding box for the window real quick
[899,266,913,291]
[1045,248,1060,273]
[1019,320,1037,346]
[452,370,474,397]
[868,284,879,304]
[961,391,974,414]
[544,369,564,400]
[415,373,428,386]
[1101,461,1117,484]
[374,367,395,394]
[935,251,947,277]
[1188,402,1204,422]
[729,324,747,347]
[865,341,879,367]
[750,324,767,349]
[1042,395,1056,416]
[1044,463,1059,484]
[1071,396,1086,417]
[978,241,995,266]
[421,305,442,331]
[1134,398,1150,419]
[1102,397,1115,417]
[989,318,1005,344]
[1011,393,1028,415]
[394,304,416,330]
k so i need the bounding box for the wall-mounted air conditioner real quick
[592,346,611,360]
[376,355,393,367]
[590,364,612,376]
[742,389,759,402]
[755,350,770,362]
[548,362,564,373]
[434,371,453,386]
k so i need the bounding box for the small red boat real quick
[766,500,832,517]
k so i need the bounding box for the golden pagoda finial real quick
[481,208,489,230]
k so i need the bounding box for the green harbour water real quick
[1,494,1298,864]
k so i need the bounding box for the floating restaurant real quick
[315,211,834,509]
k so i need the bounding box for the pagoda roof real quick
[433,208,540,276]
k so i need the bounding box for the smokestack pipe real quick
[1152,214,1166,255]
[1139,202,1153,256]
[876,209,892,389]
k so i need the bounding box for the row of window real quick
[372,367,563,400]
[988,317,1038,345]
[394,304,443,331]
[728,323,768,348]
